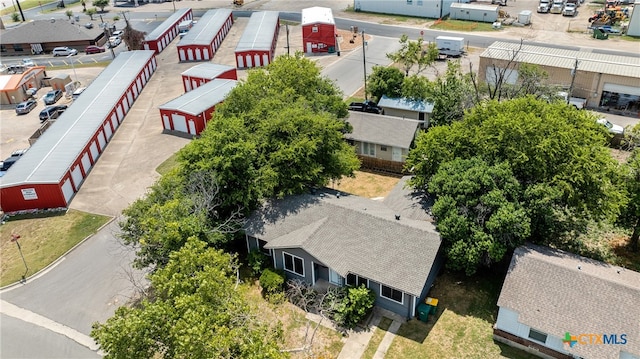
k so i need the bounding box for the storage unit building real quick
[181,63,237,92]
[449,3,499,23]
[352,0,457,19]
[0,50,158,213]
[143,8,193,54]
[301,7,336,54]
[479,41,640,114]
[235,11,280,69]
[177,9,234,62]
[159,79,237,136]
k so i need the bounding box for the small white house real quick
[353,0,458,19]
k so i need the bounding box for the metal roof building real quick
[479,41,640,113]
[235,11,280,68]
[301,7,337,54]
[159,79,237,136]
[181,63,237,92]
[143,8,193,54]
[378,95,434,126]
[0,50,158,213]
[177,9,234,62]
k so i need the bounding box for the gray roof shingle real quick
[383,176,434,222]
[345,112,419,149]
[0,19,103,44]
[498,244,640,358]
[244,190,441,296]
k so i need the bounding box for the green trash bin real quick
[328,46,335,53]
[417,303,431,322]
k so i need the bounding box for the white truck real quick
[558,91,587,109]
[435,36,465,57]
[178,19,194,37]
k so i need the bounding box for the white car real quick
[52,47,78,56]
[597,118,624,136]
[109,36,122,48]
[22,58,36,67]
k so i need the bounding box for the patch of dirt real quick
[609,234,640,271]
[330,170,401,198]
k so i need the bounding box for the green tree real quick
[93,0,108,11]
[86,7,96,20]
[400,74,430,101]
[425,61,475,127]
[65,10,73,20]
[407,97,625,247]
[386,34,438,76]
[366,65,404,102]
[121,14,146,50]
[91,239,287,359]
[429,158,530,274]
[619,150,640,251]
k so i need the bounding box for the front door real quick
[328,269,341,285]
[392,147,402,162]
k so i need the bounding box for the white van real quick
[52,47,78,56]
[72,87,87,100]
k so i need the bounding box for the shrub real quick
[11,12,19,22]
[259,268,285,303]
[334,286,375,329]
[247,249,269,276]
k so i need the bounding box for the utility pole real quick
[362,30,367,101]
[15,0,25,21]
[286,24,290,56]
[567,58,579,105]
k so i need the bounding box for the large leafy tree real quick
[386,34,438,76]
[429,158,530,275]
[366,65,404,102]
[424,61,475,127]
[407,97,625,252]
[92,239,287,359]
[179,54,359,212]
[619,149,640,251]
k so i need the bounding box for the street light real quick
[11,233,29,283]
[67,53,78,84]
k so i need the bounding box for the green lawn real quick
[0,210,112,286]
[430,19,496,32]
[156,152,180,175]
[385,271,539,359]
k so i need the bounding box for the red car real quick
[85,45,105,54]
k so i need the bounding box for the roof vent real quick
[395,214,401,220]
[577,265,581,270]
[616,269,621,274]
[319,193,325,198]
[336,192,341,198]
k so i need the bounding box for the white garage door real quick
[184,78,191,92]
[254,54,260,67]
[180,48,186,61]
[603,83,640,96]
[116,104,124,122]
[97,130,106,150]
[71,164,83,190]
[246,55,253,68]
[81,152,92,174]
[90,141,99,162]
[103,122,113,141]
[195,48,202,61]
[61,178,75,205]
[162,114,171,130]
[111,114,118,130]
[188,48,194,61]
[188,120,196,135]
[237,55,244,68]
[262,53,269,66]
[172,114,188,133]
[127,91,133,106]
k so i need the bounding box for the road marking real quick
[0,299,102,353]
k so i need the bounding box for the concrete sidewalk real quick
[336,307,406,359]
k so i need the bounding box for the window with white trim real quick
[528,328,547,343]
[312,26,318,33]
[283,252,304,276]
[346,274,369,288]
[362,142,375,157]
[380,284,403,304]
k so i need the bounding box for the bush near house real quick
[247,249,269,277]
[332,286,376,329]
[259,268,286,303]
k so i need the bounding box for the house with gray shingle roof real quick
[244,186,442,318]
[377,95,434,126]
[0,19,107,56]
[345,111,420,174]
[494,244,640,359]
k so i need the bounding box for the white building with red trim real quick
[143,8,193,54]
[0,51,158,213]
[235,11,280,69]
[181,63,237,92]
[159,79,237,136]
[301,7,336,54]
[177,9,234,62]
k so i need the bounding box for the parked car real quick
[85,45,106,54]
[6,64,26,74]
[348,100,383,114]
[0,156,20,172]
[562,3,577,16]
[108,36,122,48]
[112,30,124,37]
[15,99,37,114]
[39,106,64,121]
[22,58,36,67]
[72,87,87,100]
[52,47,78,56]
[84,22,94,29]
[537,0,551,12]
[26,87,39,97]
[597,118,624,136]
[550,0,564,13]
[11,148,29,157]
[43,90,63,105]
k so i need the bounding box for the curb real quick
[0,215,117,292]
